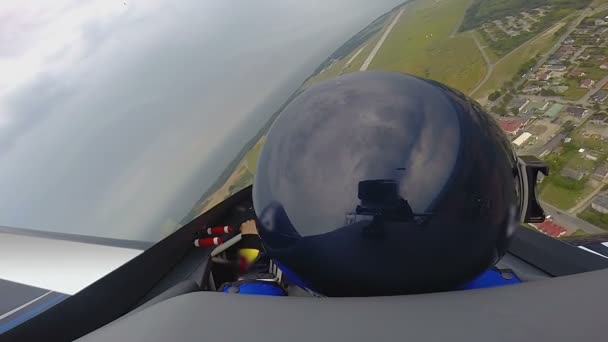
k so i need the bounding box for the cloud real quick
[0,0,405,241]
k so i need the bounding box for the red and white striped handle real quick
[194,237,223,247]
[206,225,232,235]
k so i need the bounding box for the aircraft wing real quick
[0,226,151,334]
[561,233,608,258]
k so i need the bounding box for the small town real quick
[489,8,608,237]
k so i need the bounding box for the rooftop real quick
[545,103,564,118]
[533,220,567,238]
[560,167,584,180]
[568,70,586,77]
[591,112,608,121]
[592,194,608,209]
[566,106,587,117]
[509,98,529,109]
[497,118,524,134]
[595,165,608,178]
[592,90,608,102]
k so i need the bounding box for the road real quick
[470,33,495,95]
[541,201,606,234]
[345,45,367,66]
[581,74,608,103]
[360,8,405,71]
[570,187,606,214]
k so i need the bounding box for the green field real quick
[575,137,608,153]
[539,144,597,209]
[472,30,501,63]
[592,0,608,6]
[562,79,589,101]
[365,0,486,94]
[304,15,389,86]
[540,180,594,209]
[578,64,608,81]
[578,207,608,230]
[245,139,264,174]
[473,21,565,101]
[565,153,597,171]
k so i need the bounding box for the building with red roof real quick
[532,220,568,238]
[496,118,524,135]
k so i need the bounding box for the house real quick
[564,38,575,45]
[560,167,584,181]
[594,165,608,180]
[590,112,608,124]
[601,63,608,70]
[512,132,532,147]
[580,79,596,89]
[595,19,608,26]
[535,72,551,81]
[545,103,564,120]
[531,220,567,238]
[497,118,524,135]
[568,70,587,78]
[524,100,550,114]
[545,64,567,72]
[509,98,530,113]
[522,85,541,93]
[565,106,590,118]
[592,194,608,214]
[591,90,608,103]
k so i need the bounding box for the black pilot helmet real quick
[253,71,545,296]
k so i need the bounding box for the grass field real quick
[562,79,588,101]
[472,21,565,101]
[540,180,594,210]
[564,153,598,173]
[578,207,608,230]
[245,138,264,174]
[304,21,387,86]
[579,64,608,80]
[539,144,598,210]
[591,0,608,7]
[366,0,486,94]
[574,132,608,152]
[472,30,501,63]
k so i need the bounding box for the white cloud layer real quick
[0,0,403,241]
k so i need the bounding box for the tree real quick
[593,103,601,111]
[511,107,520,115]
[488,90,501,101]
[495,106,507,116]
[502,92,514,104]
[540,89,558,97]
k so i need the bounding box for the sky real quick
[0,0,405,242]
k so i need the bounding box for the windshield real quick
[2,0,608,329]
